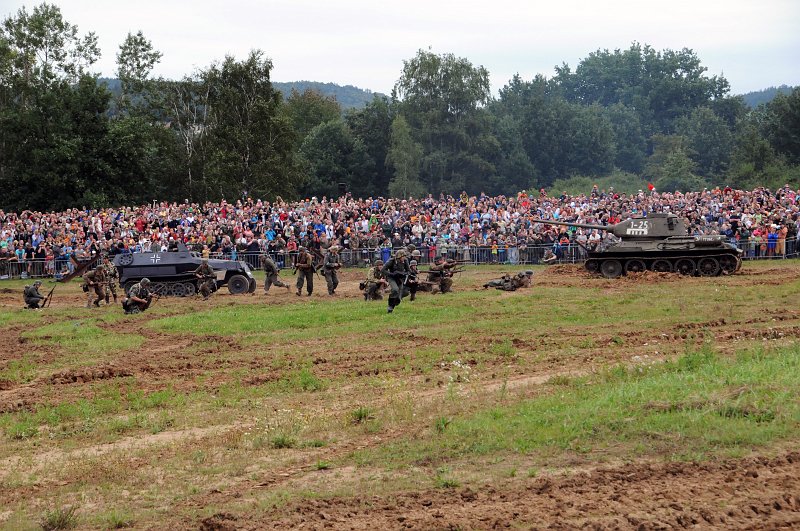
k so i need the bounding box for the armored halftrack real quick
[533,213,742,278]
[113,243,257,296]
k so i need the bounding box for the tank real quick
[532,213,742,278]
[113,243,257,296]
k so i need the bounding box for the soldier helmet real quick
[517,272,526,278]
[411,250,421,258]
[375,259,384,266]
[435,256,444,263]
[33,280,42,286]
[298,246,306,251]
[140,278,151,286]
[329,245,340,252]
[201,257,208,263]
[395,249,407,258]
[405,244,416,252]
[409,259,418,266]
[525,270,534,276]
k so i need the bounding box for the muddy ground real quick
[1,263,799,529]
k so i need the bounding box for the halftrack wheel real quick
[227,274,250,295]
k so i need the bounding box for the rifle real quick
[42,284,56,308]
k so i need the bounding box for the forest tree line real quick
[1,3,799,211]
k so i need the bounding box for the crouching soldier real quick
[23,280,45,309]
[122,278,153,315]
[362,259,387,300]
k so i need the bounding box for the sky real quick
[2,0,799,96]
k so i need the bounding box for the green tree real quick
[345,95,395,196]
[761,87,800,164]
[299,119,374,198]
[282,88,341,145]
[203,51,301,200]
[675,107,734,177]
[115,30,162,113]
[386,115,424,198]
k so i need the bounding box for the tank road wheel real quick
[584,259,601,274]
[152,282,167,296]
[624,259,646,274]
[118,254,134,266]
[248,278,257,293]
[674,259,696,276]
[698,257,720,277]
[183,282,196,297]
[651,259,672,273]
[124,281,136,295]
[719,255,738,275]
[600,260,623,279]
[227,274,249,295]
[172,283,187,297]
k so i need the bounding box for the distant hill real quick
[273,81,386,109]
[740,85,796,108]
[97,78,384,110]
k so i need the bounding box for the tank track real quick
[584,252,742,278]
[124,279,199,297]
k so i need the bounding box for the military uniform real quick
[102,258,119,303]
[428,258,454,294]
[383,249,410,313]
[122,279,152,314]
[323,246,341,295]
[23,281,45,309]
[483,274,512,290]
[363,260,386,300]
[193,261,216,300]
[295,248,314,296]
[83,267,107,308]
[403,260,421,301]
[261,255,290,293]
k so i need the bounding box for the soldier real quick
[101,255,119,304]
[519,270,534,288]
[483,273,513,290]
[294,246,315,296]
[323,245,341,295]
[428,256,454,294]
[23,280,45,309]
[193,258,216,300]
[82,265,107,308]
[261,253,290,293]
[383,248,410,313]
[122,277,153,314]
[404,259,421,301]
[363,259,387,301]
[542,249,558,264]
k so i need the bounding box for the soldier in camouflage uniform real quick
[363,259,387,301]
[294,246,315,296]
[427,256,454,294]
[483,273,512,290]
[101,255,119,304]
[192,258,216,300]
[82,266,107,308]
[122,278,153,314]
[261,254,290,293]
[23,280,45,309]
[323,245,341,295]
[382,248,410,313]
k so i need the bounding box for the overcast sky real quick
[3,0,798,95]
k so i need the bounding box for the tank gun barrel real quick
[531,219,612,232]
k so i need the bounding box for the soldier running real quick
[193,258,216,300]
[383,249,410,313]
[261,254,290,293]
[82,266,107,308]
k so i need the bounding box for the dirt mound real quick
[257,451,800,529]
[47,365,132,385]
[200,512,238,531]
[541,264,589,277]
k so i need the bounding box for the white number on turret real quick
[626,220,649,236]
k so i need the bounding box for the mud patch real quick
[47,366,133,385]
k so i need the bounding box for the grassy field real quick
[1,261,799,529]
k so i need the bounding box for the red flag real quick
[647,182,655,191]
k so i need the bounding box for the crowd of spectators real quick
[1,184,799,278]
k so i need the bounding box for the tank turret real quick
[533,213,742,278]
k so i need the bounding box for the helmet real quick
[405,244,416,253]
[33,280,42,286]
[298,246,307,252]
[525,270,534,276]
[140,278,151,286]
[329,245,340,252]
[375,259,384,266]
[409,260,418,266]
[395,249,407,258]
[411,250,421,258]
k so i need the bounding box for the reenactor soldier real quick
[102,255,119,304]
[193,258,216,300]
[363,259,387,301]
[23,280,45,309]
[82,266,107,308]
[323,245,341,295]
[294,246,315,296]
[483,273,512,290]
[518,270,534,288]
[404,259,421,301]
[261,254,290,293]
[427,256,454,294]
[122,278,153,314]
[382,248,410,313]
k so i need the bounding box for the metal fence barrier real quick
[1,237,797,281]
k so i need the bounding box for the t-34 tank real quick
[533,213,742,278]
[113,243,257,296]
